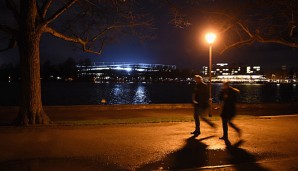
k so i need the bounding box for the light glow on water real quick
[1,82,298,105]
[133,85,151,104]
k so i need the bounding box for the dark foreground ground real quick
[0,104,297,170]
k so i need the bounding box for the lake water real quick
[0,82,297,105]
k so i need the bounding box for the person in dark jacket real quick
[191,75,215,136]
[219,81,241,140]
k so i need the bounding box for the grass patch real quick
[55,117,193,125]
[54,114,256,126]
[0,113,257,126]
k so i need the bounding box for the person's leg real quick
[228,119,241,136]
[192,105,200,134]
[220,117,228,139]
[201,116,215,128]
[199,107,215,128]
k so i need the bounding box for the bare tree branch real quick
[44,0,78,25]
[44,26,102,54]
[41,0,53,19]
[0,39,16,52]
[219,38,254,54]
[5,0,20,22]
[0,24,17,35]
[167,0,298,56]
[220,24,234,34]
[206,4,298,54]
[219,35,298,54]
[257,39,298,48]
[289,8,297,36]
[236,22,254,38]
[91,21,152,42]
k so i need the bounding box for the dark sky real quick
[0,1,298,71]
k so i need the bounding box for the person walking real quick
[191,75,215,136]
[219,81,241,140]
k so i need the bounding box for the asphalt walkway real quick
[0,114,297,170]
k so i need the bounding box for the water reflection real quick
[109,84,130,104]
[106,83,151,104]
[275,84,281,102]
[133,84,151,104]
[212,83,298,104]
[233,84,262,103]
[102,83,298,104]
[1,82,298,105]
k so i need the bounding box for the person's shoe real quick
[219,136,228,140]
[210,123,216,128]
[191,130,200,135]
[193,132,200,137]
[237,129,242,137]
[191,131,200,137]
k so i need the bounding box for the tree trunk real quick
[14,0,50,125]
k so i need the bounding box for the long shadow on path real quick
[137,136,211,170]
[138,136,270,170]
[224,139,270,171]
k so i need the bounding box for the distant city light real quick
[216,63,228,67]
[125,68,132,72]
[202,63,268,83]
[114,66,132,71]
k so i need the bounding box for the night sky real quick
[0,1,298,71]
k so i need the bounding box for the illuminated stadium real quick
[76,62,177,82]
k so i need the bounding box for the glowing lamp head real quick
[205,33,216,44]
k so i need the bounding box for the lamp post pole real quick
[205,33,216,117]
[208,44,212,117]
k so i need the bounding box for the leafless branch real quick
[289,8,297,36]
[41,0,53,19]
[220,34,298,54]
[44,0,78,25]
[257,39,298,48]
[44,26,103,55]
[5,0,19,22]
[0,24,17,35]
[0,24,18,52]
[236,22,254,38]
[91,21,152,42]
[206,4,298,54]
[220,24,234,34]
[219,38,254,54]
[0,39,16,52]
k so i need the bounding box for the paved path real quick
[0,115,298,170]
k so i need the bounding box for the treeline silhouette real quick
[1,57,297,82]
[0,58,198,82]
[0,58,86,82]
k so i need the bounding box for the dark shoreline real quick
[1,82,298,106]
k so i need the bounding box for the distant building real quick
[202,63,261,76]
[76,62,177,82]
[202,63,267,83]
[269,65,297,83]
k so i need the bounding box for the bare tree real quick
[166,0,298,54]
[0,0,151,125]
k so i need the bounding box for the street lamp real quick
[205,33,216,117]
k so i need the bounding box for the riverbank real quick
[0,103,298,125]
